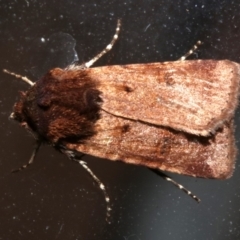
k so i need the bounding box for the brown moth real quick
[4,20,240,221]
[24,60,238,179]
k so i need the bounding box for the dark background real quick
[0,0,240,239]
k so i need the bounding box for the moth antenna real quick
[179,40,202,61]
[63,150,112,223]
[82,19,121,68]
[150,169,200,203]
[11,141,41,173]
[3,69,34,86]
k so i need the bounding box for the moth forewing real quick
[65,111,236,179]
[80,60,240,136]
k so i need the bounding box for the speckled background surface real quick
[0,1,240,239]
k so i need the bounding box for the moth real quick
[4,20,240,222]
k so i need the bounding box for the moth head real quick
[10,86,41,139]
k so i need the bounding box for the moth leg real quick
[150,169,200,203]
[178,40,202,61]
[81,19,121,68]
[3,69,34,86]
[63,150,112,223]
[11,141,41,173]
